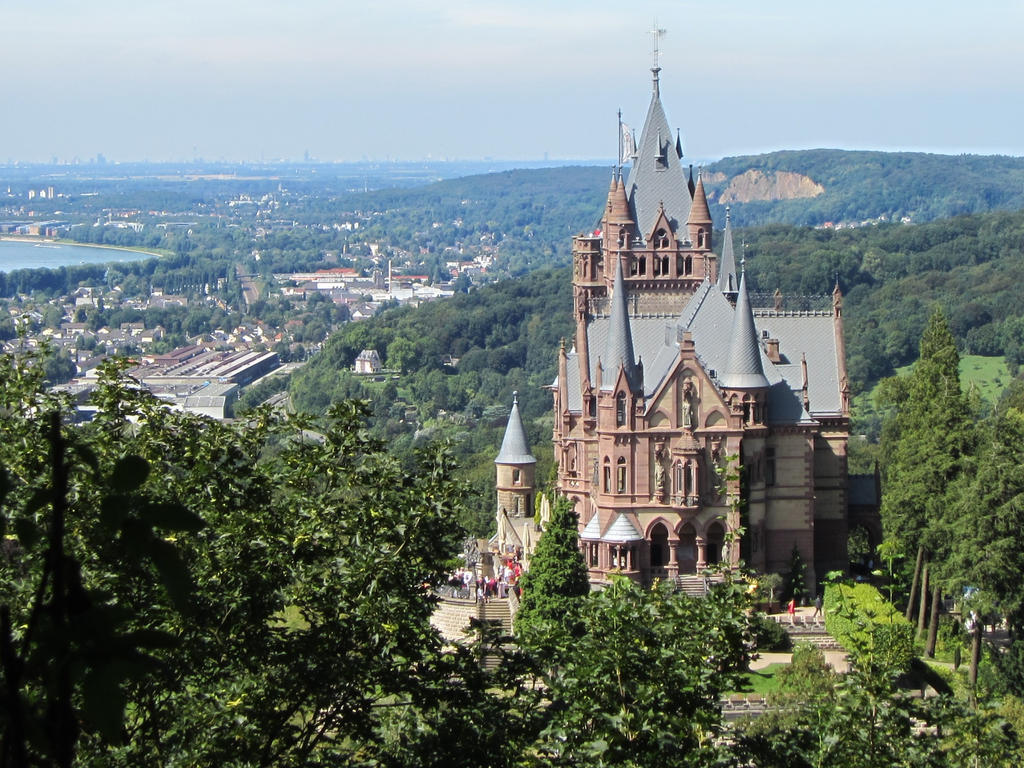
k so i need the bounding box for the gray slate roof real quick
[624,82,691,239]
[719,271,770,390]
[717,210,738,295]
[602,259,639,390]
[559,277,837,426]
[581,512,602,540]
[754,313,843,415]
[495,393,536,464]
[604,513,644,543]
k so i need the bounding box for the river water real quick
[0,240,157,273]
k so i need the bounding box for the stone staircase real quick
[674,575,724,597]
[771,615,843,650]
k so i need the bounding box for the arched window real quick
[696,228,706,248]
[616,392,627,426]
[656,229,670,249]
[616,457,627,493]
[512,468,521,485]
[673,461,683,496]
[660,255,669,275]
[685,255,692,275]
[617,228,626,247]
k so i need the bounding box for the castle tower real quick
[548,56,871,591]
[495,392,536,555]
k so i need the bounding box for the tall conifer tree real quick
[879,307,973,617]
[513,495,589,635]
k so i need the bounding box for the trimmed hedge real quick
[824,582,914,675]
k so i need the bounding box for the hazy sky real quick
[4,0,1023,163]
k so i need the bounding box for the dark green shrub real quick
[824,582,914,676]
[751,612,791,652]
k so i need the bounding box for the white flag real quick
[620,123,636,164]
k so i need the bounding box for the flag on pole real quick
[620,122,635,165]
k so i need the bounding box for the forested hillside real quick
[704,150,1024,227]
[287,206,1024,526]
[296,150,1024,274]
[742,209,1024,393]
[288,267,573,534]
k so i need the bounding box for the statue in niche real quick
[653,444,668,500]
[681,381,696,428]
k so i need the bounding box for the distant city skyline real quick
[4,0,1023,163]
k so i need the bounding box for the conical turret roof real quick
[687,171,711,226]
[719,269,769,389]
[717,208,738,296]
[495,392,536,464]
[605,175,632,225]
[604,258,639,390]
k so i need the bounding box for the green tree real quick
[1,352,520,765]
[527,576,754,767]
[513,495,589,636]
[879,307,973,624]
[786,544,808,603]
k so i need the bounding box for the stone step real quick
[674,575,723,597]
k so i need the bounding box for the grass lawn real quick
[959,354,1012,402]
[854,354,1012,427]
[731,663,787,696]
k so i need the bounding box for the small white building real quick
[354,349,382,374]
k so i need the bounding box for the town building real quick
[544,63,880,590]
[353,349,383,374]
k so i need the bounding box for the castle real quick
[495,61,880,591]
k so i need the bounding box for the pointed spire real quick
[495,391,536,464]
[687,164,696,198]
[624,57,690,238]
[675,129,683,159]
[605,258,639,391]
[605,174,631,227]
[687,169,711,226]
[717,207,738,297]
[720,267,769,390]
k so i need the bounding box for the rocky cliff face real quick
[708,169,824,204]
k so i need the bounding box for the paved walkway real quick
[750,650,850,673]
